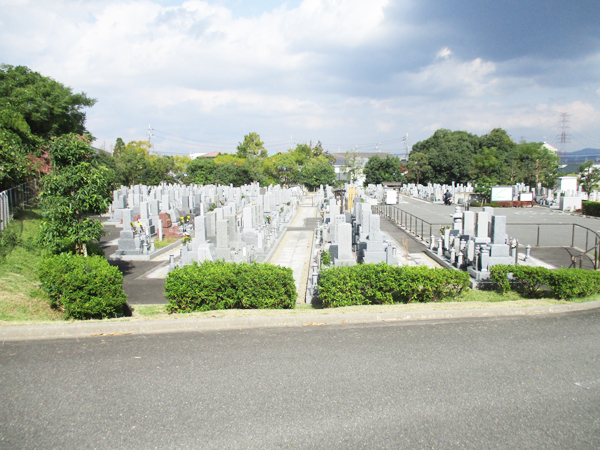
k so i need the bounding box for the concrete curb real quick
[2,300,600,342]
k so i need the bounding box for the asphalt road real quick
[2,311,599,449]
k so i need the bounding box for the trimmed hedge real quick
[489,264,600,299]
[38,254,128,319]
[317,264,470,307]
[582,201,600,217]
[165,260,296,312]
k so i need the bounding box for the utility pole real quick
[402,133,411,160]
[147,124,154,151]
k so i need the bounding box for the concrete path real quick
[269,196,317,303]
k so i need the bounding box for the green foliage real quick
[342,148,363,184]
[165,260,296,312]
[406,152,431,184]
[411,129,480,184]
[582,201,600,217]
[321,249,331,266]
[517,142,559,188]
[48,133,94,167]
[579,161,600,194]
[317,264,470,307]
[363,155,406,186]
[236,132,266,159]
[300,156,335,190]
[263,152,300,186]
[0,64,96,140]
[490,264,600,299]
[113,137,125,158]
[0,128,31,190]
[187,157,217,185]
[38,161,111,254]
[38,253,127,320]
[546,269,600,299]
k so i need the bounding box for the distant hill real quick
[561,148,600,164]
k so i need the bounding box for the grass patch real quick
[0,208,64,322]
[154,237,179,249]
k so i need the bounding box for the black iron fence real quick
[0,181,38,231]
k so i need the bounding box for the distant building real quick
[330,152,390,185]
[543,142,558,153]
[189,151,222,159]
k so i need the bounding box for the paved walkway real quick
[269,195,317,303]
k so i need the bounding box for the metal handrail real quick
[373,204,449,246]
[507,222,600,269]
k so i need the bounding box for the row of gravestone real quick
[107,182,302,260]
[315,188,396,267]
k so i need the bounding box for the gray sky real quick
[2,0,599,155]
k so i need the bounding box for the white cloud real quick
[436,47,452,59]
[1,0,599,153]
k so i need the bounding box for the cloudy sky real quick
[2,0,599,155]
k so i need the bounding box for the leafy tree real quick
[236,132,266,159]
[38,134,112,255]
[578,160,600,194]
[291,143,313,165]
[214,161,254,187]
[473,177,495,205]
[343,148,363,184]
[300,156,335,190]
[411,129,480,184]
[0,65,96,190]
[48,133,94,167]
[0,129,31,190]
[38,162,112,254]
[363,155,406,186]
[262,153,300,186]
[470,147,501,183]
[517,142,559,188]
[0,64,96,140]
[113,137,125,158]
[406,152,431,184]
[145,154,177,185]
[187,157,217,185]
[115,147,149,186]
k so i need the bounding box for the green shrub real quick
[489,264,512,294]
[321,249,331,266]
[165,260,296,313]
[470,201,482,207]
[546,269,600,299]
[490,264,600,300]
[317,264,469,307]
[38,254,127,319]
[582,201,600,217]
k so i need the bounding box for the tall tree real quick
[578,160,600,194]
[411,129,479,184]
[38,134,111,255]
[300,156,335,190]
[0,64,96,190]
[236,132,266,159]
[363,155,406,186]
[406,152,431,184]
[0,64,96,140]
[517,142,559,188]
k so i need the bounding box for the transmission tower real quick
[557,113,570,163]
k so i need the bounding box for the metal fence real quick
[373,204,448,246]
[506,223,600,269]
[0,181,37,231]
